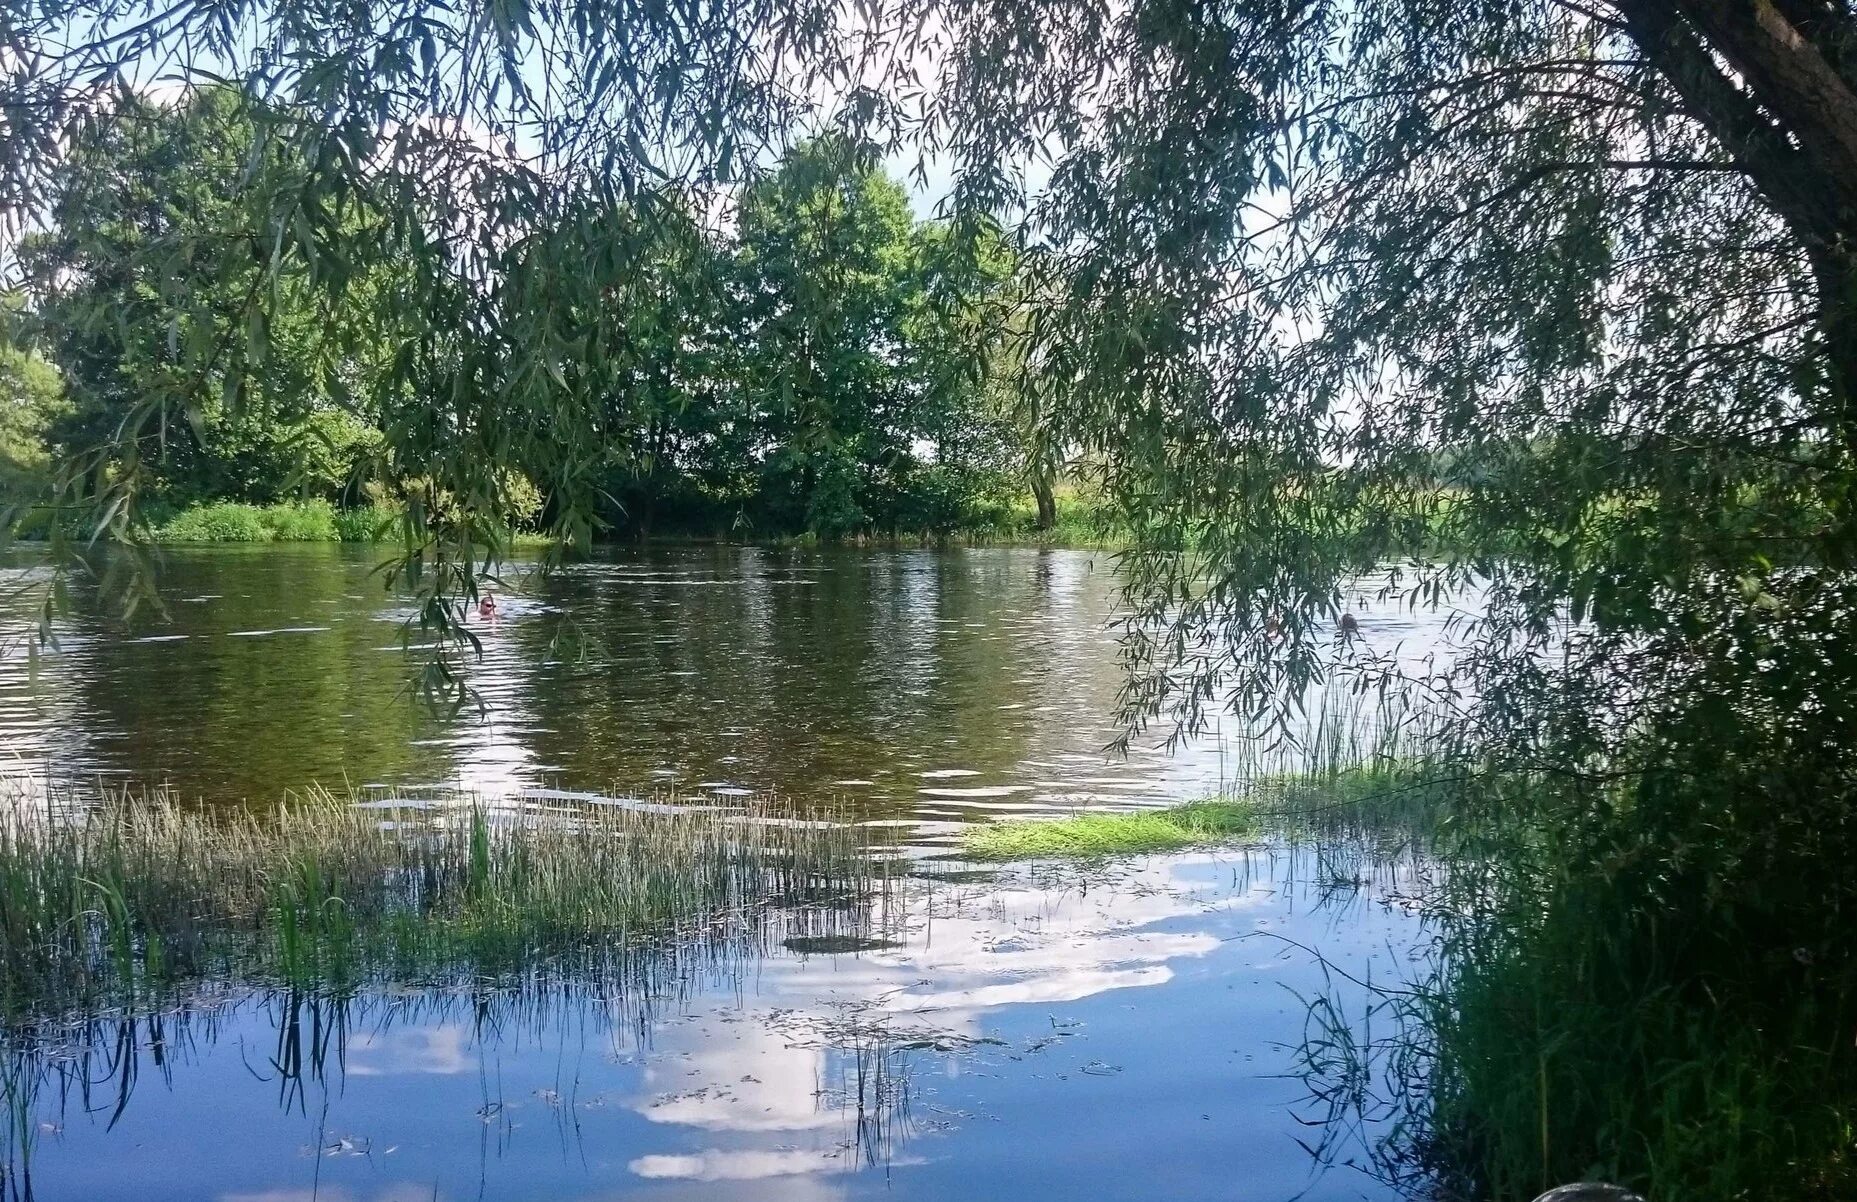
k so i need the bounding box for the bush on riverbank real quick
[155,499,350,543]
[1404,761,1857,1202]
[1282,758,1857,1202]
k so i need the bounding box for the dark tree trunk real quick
[1032,475,1058,531]
[1616,1,1857,454]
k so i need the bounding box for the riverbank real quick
[964,762,1857,1202]
[2,494,1123,549]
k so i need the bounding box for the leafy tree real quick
[0,295,68,501]
[8,0,1853,764]
[17,87,385,509]
[0,334,68,496]
[734,135,926,535]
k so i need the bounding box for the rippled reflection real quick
[0,545,1468,816]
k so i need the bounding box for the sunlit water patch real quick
[0,545,1472,820]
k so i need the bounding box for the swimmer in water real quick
[478,591,498,619]
[1339,612,1359,636]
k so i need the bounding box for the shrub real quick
[259,499,339,541]
[155,502,271,543]
[332,503,398,542]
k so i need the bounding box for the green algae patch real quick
[962,801,1255,860]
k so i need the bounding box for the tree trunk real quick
[1617,1,1857,450]
[1032,474,1057,531]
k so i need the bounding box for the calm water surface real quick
[8,848,1427,1202]
[0,544,1462,820]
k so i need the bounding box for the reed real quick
[0,780,875,1017]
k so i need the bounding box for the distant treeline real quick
[1,88,1071,544]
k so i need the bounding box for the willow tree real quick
[2,0,1837,723]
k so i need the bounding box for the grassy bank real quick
[962,487,1122,549]
[960,758,1442,862]
[1272,763,1857,1202]
[0,784,874,1016]
[1400,770,1857,1202]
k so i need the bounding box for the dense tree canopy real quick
[5,98,1036,543]
[14,86,389,507]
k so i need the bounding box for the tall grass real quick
[0,782,876,1017]
[1397,771,1857,1202]
[1284,764,1857,1202]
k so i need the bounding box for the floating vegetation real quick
[959,755,1456,863]
[0,778,880,1018]
[961,801,1256,859]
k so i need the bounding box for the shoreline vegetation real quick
[963,800,1256,858]
[960,764,1452,861]
[1,490,1124,550]
[3,748,1847,1198]
[971,757,1857,1202]
[0,782,879,1019]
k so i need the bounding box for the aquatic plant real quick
[0,781,876,1018]
[962,801,1254,859]
[961,686,1443,863]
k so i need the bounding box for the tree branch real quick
[1608,0,1834,246]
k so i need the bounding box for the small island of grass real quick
[962,801,1255,860]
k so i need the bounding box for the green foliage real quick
[154,500,378,543]
[9,5,1857,1190]
[331,503,398,543]
[1292,762,1857,1202]
[0,339,66,498]
[963,800,1254,859]
[154,502,272,543]
[257,499,339,541]
[17,87,391,512]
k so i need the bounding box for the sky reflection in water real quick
[9,848,1424,1202]
[0,546,1454,1200]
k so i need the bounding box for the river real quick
[0,544,1454,1201]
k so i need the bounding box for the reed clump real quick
[1286,763,1857,1202]
[0,784,873,1016]
[1401,766,1857,1202]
